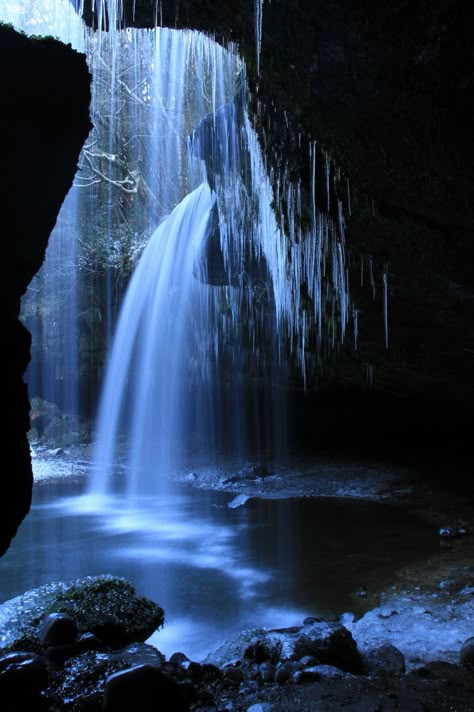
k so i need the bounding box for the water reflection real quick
[0,480,439,660]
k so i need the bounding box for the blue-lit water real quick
[0,473,439,661]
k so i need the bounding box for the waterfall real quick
[86,26,290,495]
[3,0,354,491]
[91,183,216,496]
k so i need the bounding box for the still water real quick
[0,476,439,660]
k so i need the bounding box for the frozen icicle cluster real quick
[264,139,353,386]
[4,0,360,411]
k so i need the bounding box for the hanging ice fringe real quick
[4,0,367,471]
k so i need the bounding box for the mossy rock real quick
[0,575,164,653]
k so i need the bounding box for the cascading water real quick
[91,182,216,497]
[3,0,355,485]
[1,0,367,660]
[88,24,292,497]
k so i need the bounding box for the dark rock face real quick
[0,24,91,556]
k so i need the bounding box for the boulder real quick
[242,619,364,675]
[103,664,187,712]
[0,575,164,653]
[363,643,406,677]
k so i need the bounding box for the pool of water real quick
[0,476,440,661]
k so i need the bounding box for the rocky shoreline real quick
[0,574,473,711]
[1,446,472,709]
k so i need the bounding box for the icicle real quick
[301,310,307,390]
[383,267,389,349]
[353,308,358,351]
[346,177,351,216]
[369,255,376,300]
[310,140,317,226]
[337,242,347,342]
[366,362,374,387]
[255,0,264,76]
[325,151,330,213]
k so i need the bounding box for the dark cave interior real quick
[0,2,473,708]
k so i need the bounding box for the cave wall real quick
[84,0,474,470]
[0,24,92,556]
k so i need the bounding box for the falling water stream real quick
[0,0,414,662]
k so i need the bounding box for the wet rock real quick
[78,631,102,649]
[222,664,244,683]
[45,643,168,709]
[298,655,319,667]
[28,398,61,440]
[292,667,320,684]
[115,643,166,669]
[228,494,252,509]
[294,663,351,683]
[0,576,164,653]
[246,704,276,712]
[44,630,102,663]
[56,577,164,647]
[103,663,189,711]
[238,463,270,480]
[188,662,221,684]
[302,616,323,626]
[258,661,276,683]
[293,619,364,673]
[459,636,474,669]
[38,611,78,647]
[274,661,300,683]
[307,663,350,678]
[169,651,191,668]
[411,660,467,680]
[363,643,406,676]
[225,463,271,484]
[0,651,48,706]
[241,620,364,675]
[439,526,470,539]
[243,637,281,665]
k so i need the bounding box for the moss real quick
[0,576,164,655]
